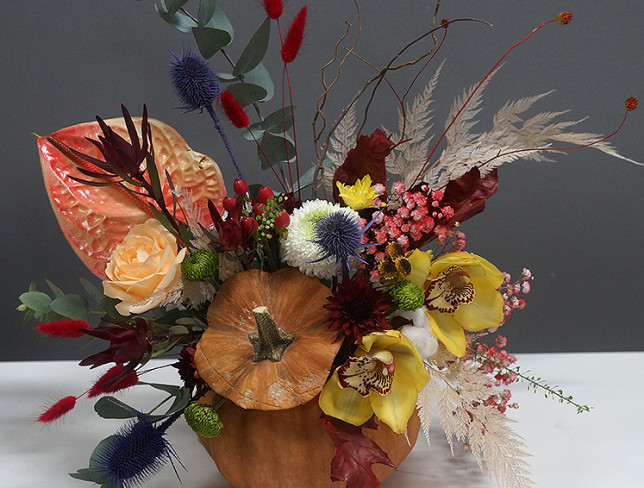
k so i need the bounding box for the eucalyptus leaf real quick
[217,72,238,82]
[156,4,196,33]
[139,382,182,396]
[169,325,190,335]
[69,467,106,483]
[45,279,65,298]
[227,83,267,107]
[262,106,295,134]
[234,18,271,76]
[22,308,35,324]
[163,388,191,415]
[242,123,265,141]
[258,132,296,170]
[94,397,137,419]
[298,157,334,189]
[158,0,189,16]
[192,26,232,59]
[242,63,274,102]
[207,7,234,42]
[19,291,51,313]
[197,0,217,26]
[80,277,105,305]
[50,294,89,321]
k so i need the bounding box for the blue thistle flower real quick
[168,50,245,179]
[312,210,377,272]
[94,415,182,488]
[169,50,220,112]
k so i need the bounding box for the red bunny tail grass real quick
[88,365,139,398]
[35,320,88,338]
[281,7,307,63]
[264,0,283,20]
[38,396,77,423]
[220,91,250,128]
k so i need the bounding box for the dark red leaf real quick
[441,167,498,226]
[332,129,394,202]
[321,415,394,488]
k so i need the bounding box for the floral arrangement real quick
[20,2,639,488]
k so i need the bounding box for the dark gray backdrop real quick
[2,0,642,361]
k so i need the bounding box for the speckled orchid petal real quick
[319,330,429,434]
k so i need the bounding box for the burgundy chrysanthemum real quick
[173,346,209,397]
[324,272,391,343]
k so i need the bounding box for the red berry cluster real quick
[364,181,455,260]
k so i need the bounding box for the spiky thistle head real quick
[169,50,221,111]
[93,416,180,487]
[312,210,370,271]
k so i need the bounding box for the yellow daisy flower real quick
[319,330,429,434]
[336,175,381,210]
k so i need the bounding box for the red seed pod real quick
[220,91,250,129]
[253,203,267,216]
[258,186,274,203]
[274,211,291,229]
[233,178,249,195]
[281,7,307,63]
[625,97,638,112]
[263,0,283,20]
[223,196,237,213]
[556,11,573,24]
[38,396,77,423]
[240,216,258,235]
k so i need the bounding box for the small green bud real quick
[390,280,425,310]
[181,249,218,281]
[184,402,223,438]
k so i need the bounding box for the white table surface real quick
[1,352,642,488]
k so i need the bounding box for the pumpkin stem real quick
[249,306,296,362]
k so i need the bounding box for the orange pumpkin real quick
[195,268,342,410]
[198,391,420,488]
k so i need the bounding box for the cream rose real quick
[103,219,186,316]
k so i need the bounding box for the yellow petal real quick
[407,250,432,288]
[453,279,504,332]
[319,373,374,427]
[359,330,402,353]
[370,370,418,434]
[427,311,467,357]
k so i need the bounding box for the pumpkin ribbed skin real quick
[199,392,420,488]
[195,268,341,410]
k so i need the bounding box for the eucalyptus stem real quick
[146,394,174,416]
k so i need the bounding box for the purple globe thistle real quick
[168,50,244,179]
[169,50,220,112]
[312,209,378,272]
[94,415,182,487]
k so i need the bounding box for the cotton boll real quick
[392,307,439,359]
[400,324,438,359]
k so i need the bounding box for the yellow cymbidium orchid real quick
[336,175,382,210]
[319,330,429,434]
[409,251,504,357]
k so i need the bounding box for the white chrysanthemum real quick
[280,199,361,279]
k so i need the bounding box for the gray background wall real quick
[2,1,642,361]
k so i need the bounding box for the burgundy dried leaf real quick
[321,415,394,488]
[441,167,498,226]
[332,129,394,202]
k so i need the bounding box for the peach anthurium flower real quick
[319,330,429,434]
[409,251,504,357]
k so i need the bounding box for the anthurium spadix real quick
[37,114,225,279]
